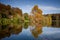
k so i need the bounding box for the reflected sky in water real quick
[43,27,60,34]
[1,26,60,40]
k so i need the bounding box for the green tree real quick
[24,13,28,19]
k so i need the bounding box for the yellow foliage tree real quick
[31,5,43,25]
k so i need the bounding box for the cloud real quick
[24,5,60,13]
[20,5,33,14]
[17,5,60,14]
[39,5,60,10]
[38,5,60,14]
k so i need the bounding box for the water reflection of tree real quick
[31,24,42,38]
[0,25,11,39]
[11,24,22,34]
[23,22,29,29]
[0,24,22,39]
[0,30,10,39]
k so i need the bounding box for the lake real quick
[0,24,60,40]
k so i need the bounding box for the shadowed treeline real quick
[0,3,60,27]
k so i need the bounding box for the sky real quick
[0,0,60,14]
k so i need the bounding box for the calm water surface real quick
[0,25,60,40]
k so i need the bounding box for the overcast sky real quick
[0,0,60,14]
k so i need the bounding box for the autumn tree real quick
[32,5,42,16]
[31,5,43,25]
[12,8,22,16]
[6,5,11,10]
[0,3,11,11]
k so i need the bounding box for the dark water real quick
[0,24,60,40]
